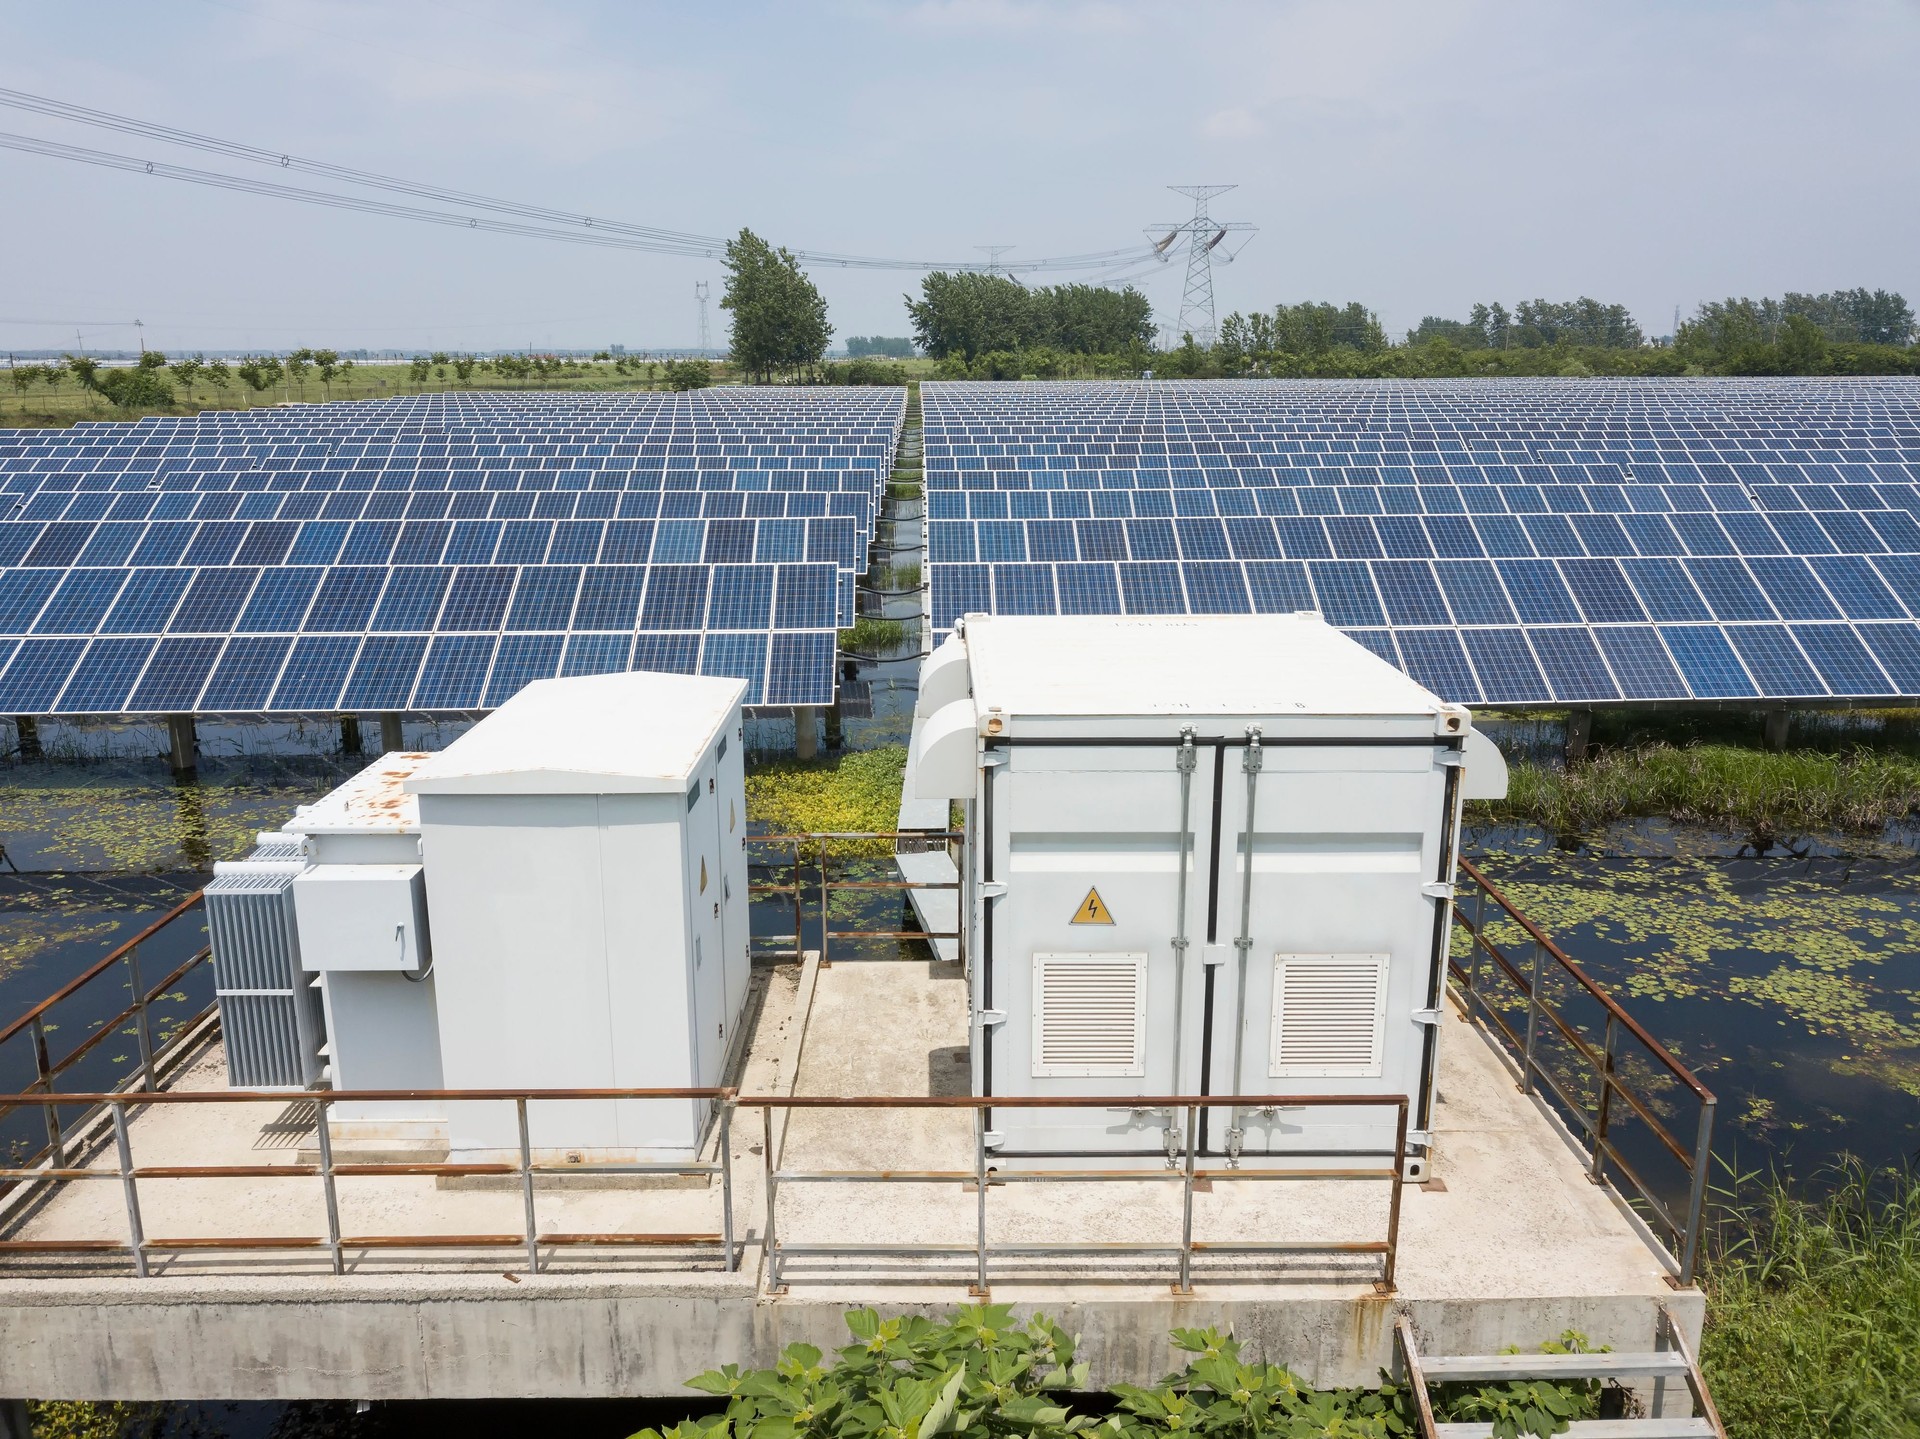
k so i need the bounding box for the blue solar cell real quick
[1275,517,1333,560]
[1433,561,1515,626]
[1118,562,1184,614]
[0,638,87,711]
[1807,554,1906,618]
[1495,560,1580,624]
[1343,629,1399,667]
[305,567,386,631]
[1307,561,1384,627]
[1560,559,1647,623]
[1243,560,1313,614]
[1660,625,1756,698]
[699,632,767,704]
[1725,624,1825,697]
[170,569,260,633]
[1855,624,1920,693]
[34,569,128,634]
[1396,629,1480,702]
[1870,554,1920,615]
[341,634,430,709]
[1325,516,1384,560]
[932,563,989,630]
[992,563,1057,616]
[129,635,223,710]
[767,632,835,705]
[631,633,701,675]
[504,566,581,631]
[1182,562,1249,614]
[1790,625,1892,694]
[200,635,292,709]
[1224,517,1281,560]
[438,566,516,631]
[411,634,494,708]
[100,569,190,634]
[1530,627,1620,701]
[269,635,358,710]
[1027,520,1077,562]
[23,522,93,568]
[1591,627,1685,699]
[1056,562,1121,615]
[1461,628,1551,701]
[1684,558,1776,621]
[1373,561,1449,626]
[484,633,564,706]
[706,566,774,629]
[56,637,154,711]
[561,633,630,678]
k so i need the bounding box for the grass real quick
[866,561,922,591]
[1702,1163,1920,1438]
[838,614,915,654]
[1472,743,1920,838]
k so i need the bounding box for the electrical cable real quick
[0,87,1161,277]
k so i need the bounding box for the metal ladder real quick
[1393,1309,1725,1439]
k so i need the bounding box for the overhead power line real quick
[0,88,1162,277]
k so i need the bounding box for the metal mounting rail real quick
[1449,858,1716,1285]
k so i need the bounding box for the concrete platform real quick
[0,958,1698,1400]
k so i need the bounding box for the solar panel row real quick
[921,379,1920,706]
[0,389,904,712]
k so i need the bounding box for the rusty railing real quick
[1450,856,1716,1284]
[0,891,214,1196]
[748,830,964,965]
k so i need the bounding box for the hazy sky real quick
[2,0,1916,355]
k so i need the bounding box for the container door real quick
[1204,738,1450,1158]
[711,722,751,1039]
[983,741,1217,1157]
[684,761,728,1097]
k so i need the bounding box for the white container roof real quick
[960,613,1448,719]
[284,752,430,836]
[406,671,745,796]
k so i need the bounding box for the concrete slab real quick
[0,957,1698,1400]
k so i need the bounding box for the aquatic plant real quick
[1478,743,1920,839]
[1702,1161,1920,1438]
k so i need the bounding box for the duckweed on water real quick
[0,780,331,871]
[746,746,909,854]
[1478,743,1920,837]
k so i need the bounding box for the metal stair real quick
[1394,1310,1724,1439]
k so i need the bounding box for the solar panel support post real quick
[1762,708,1790,753]
[339,716,364,757]
[824,702,843,752]
[794,707,819,761]
[380,713,405,754]
[11,717,38,762]
[165,714,197,779]
[1563,708,1593,765]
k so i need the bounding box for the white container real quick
[903,613,1507,1169]
[405,671,751,1161]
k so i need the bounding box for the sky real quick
[1,0,1917,356]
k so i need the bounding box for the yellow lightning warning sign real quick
[1070,888,1114,924]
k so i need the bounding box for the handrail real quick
[1450,857,1717,1284]
[1455,858,1713,1102]
[0,890,206,1047]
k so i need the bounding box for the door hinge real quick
[1411,1008,1443,1026]
[978,1008,1008,1027]
[1421,880,1455,900]
[981,751,1008,769]
[982,1130,1005,1149]
[978,880,1008,900]
[1436,751,1465,768]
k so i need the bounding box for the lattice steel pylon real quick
[695,280,711,354]
[1147,185,1256,348]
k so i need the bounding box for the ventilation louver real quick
[1269,952,1389,1079]
[1031,952,1146,1078]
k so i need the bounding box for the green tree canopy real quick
[907,274,1153,361]
[722,228,832,382]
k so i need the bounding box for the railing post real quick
[1520,938,1546,1095]
[719,1100,736,1273]
[1467,881,1487,998]
[1679,1097,1715,1286]
[791,838,803,962]
[762,1105,781,1292]
[1590,1014,1616,1184]
[1381,1098,1408,1294]
[516,1097,539,1275]
[971,1106,989,1296]
[818,835,831,965]
[29,1015,64,1167]
[124,943,159,1092]
[110,1101,147,1279]
[1176,1102,1198,1294]
[313,1095,344,1275]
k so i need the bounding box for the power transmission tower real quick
[974,245,1015,276]
[695,281,711,354]
[1146,185,1256,348]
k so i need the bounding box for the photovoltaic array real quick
[0,388,903,714]
[923,379,1920,705]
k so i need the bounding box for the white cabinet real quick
[292,864,430,973]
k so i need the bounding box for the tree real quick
[663,358,713,391]
[452,355,476,384]
[94,368,173,409]
[9,363,37,397]
[311,349,341,399]
[286,348,313,399]
[204,360,232,399]
[408,356,432,385]
[237,354,282,398]
[44,357,72,395]
[722,228,832,382]
[847,335,916,359]
[907,272,1036,361]
[168,356,202,400]
[61,356,94,393]
[137,349,168,372]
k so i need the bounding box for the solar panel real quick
[0,388,904,713]
[920,378,1920,705]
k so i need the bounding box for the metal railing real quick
[0,1086,734,1277]
[1450,856,1717,1284]
[0,891,214,1197]
[749,830,964,966]
[753,1092,1409,1295]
